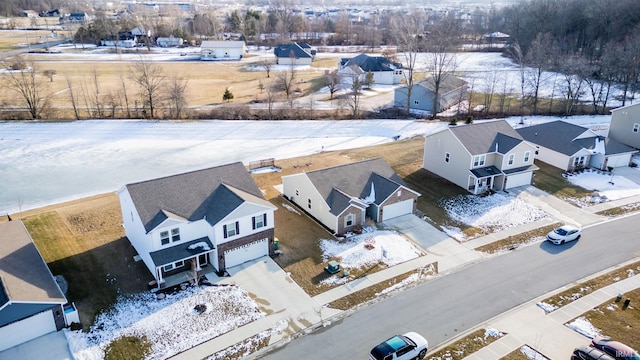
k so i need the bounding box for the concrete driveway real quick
[382,214,484,273]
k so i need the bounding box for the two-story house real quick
[609,102,640,150]
[423,120,538,194]
[117,162,277,288]
[282,158,420,235]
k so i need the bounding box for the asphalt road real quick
[261,213,640,359]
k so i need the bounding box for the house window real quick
[473,155,486,167]
[397,190,402,197]
[171,228,180,242]
[524,151,530,162]
[508,154,515,165]
[163,260,185,272]
[295,189,299,196]
[445,152,450,163]
[160,231,170,245]
[223,221,239,238]
[308,198,312,209]
[413,100,419,105]
[634,123,640,133]
[573,156,586,168]
[253,214,267,229]
[345,213,354,227]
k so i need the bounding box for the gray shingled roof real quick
[305,158,416,215]
[0,221,66,308]
[274,43,312,58]
[341,54,402,72]
[450,120,524,155]
[516,121,637,156]
[126,162,271,233]
[417,75,468,94]
[149,237,214,267]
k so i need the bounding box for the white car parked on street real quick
[546,225,582,245]
[369,332,428,360]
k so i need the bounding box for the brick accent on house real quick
[336,205,364,235]
[216,228,275,271]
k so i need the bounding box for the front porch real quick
[468,166,503,195]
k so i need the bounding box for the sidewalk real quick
[177,187,640,359]
[463,262,640,359]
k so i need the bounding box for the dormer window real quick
[171,228,180,242]
[160,231,170,245]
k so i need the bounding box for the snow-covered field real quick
[65,285,263,360]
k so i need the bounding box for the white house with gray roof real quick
[516,121,637,172]
[423,120,538,194]
[117,162,277,287]
[338,53,404,85]
[281,158,420,235]
[0,220,72,352]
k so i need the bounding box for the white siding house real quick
[118,162,276,288]
[201,41,246,60]
[282,158,419,234]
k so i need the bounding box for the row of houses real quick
[3,81,640,354]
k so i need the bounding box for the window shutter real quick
[235,221,239,235]
[263,213,267,226]
[223,225,227,239]
[252,217,256,230]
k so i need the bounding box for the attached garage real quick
[0,310,57,352]
[224,238,268,269]
[381,199,414,221]
[504,172,532,189]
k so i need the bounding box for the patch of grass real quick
[475,223,560,254]
[426,328,503,360]
[533,161,592,200]
[583,288,640,347]
[22,194,149,330]
[541,261,640,310]
[104,335,152,360]
[596,202,640,217]
[327,266,436,310]
[210,331,271,360]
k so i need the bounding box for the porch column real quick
[156,267,164,284]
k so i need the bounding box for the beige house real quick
[423,120,538,194]
[282,158,420,235]
[609,102,640,149]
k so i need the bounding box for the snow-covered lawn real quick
[440,192,549,241]
[566,317,602,339]
[66,285,263,360]
[565,170,640,201]
[318,228,422,285]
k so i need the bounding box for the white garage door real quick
[505,172,532,189]
[224,238,268,269]
[0,310,56,352]
[382,199,414,221]
[607,155,631,168]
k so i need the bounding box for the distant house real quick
[609,102,640,150]
[338,53,404,86]
[282,158,420,235]
[41,9,61,17]
[423,120,538,194]
[22,10,38,18]
[201,40,246,60]
[273,42,315,65]
[516,121,637,172]
[0,221,77,352]
[156,37,183,48]
[394,75,468,114]
[117,162,277,287]
[66,12,87,24]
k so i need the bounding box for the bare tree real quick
[119,73,131,118]
[524,33,555,115]
[348,74,362,118]
[131,57,166,119]
[65,76,81,120]
[423,14,460,118]
[167,76,188,118]
[260,59,274,78]
[557,54,588,116]
[277,56,296,99]
[481,71,499,116]
[390,10,426,115]
[509,42,527,122]
[325,70,342,100]
[1,58,48,119]
[43,69,56,82]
